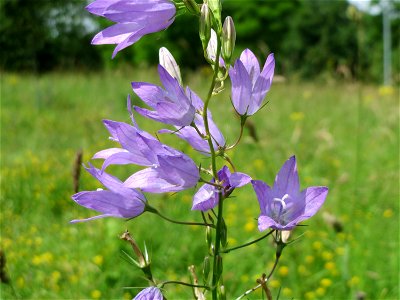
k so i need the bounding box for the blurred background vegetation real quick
[0,0,399,83]
[1,0,399,299]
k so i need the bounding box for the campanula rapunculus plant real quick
[87,0,176,58]
[229,49,275,116]
[71,164,146,223]
[73,1,329,299]
[252,156,328,231]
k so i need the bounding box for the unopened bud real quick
[206,29,218,62]
[203,256,210,282]
[219,285,226,300]
[281,230,291,244]
[206,0,222,28]
[221,16,236,64]
[199,4,212,50]
[220,218,228,249]
[159,47,182,85]
[182,0,200,15]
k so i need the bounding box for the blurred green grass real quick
[0,69,398,299]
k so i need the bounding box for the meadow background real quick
[1,0,399,299]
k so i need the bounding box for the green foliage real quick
[0,0,102,72]
[1,0,399,82]
[1,71,399,299]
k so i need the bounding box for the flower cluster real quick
[73,0,329,299]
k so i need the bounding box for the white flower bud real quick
[222,16,236,64]
[199,4,212,50]
[159,47,182,85]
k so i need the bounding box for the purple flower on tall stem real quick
[229,49,275,116]
[192,166,251,211]
[93,119,199,193]
[71,164,146,223]
[87,0,176,58]
[159,88,225,154]
[251,156,328,231]
[132,65,196,126]
[133,286,163,300]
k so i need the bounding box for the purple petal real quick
[192,183,218,211]
[239,49,261,83]
[71,190,145,221]
[124,168,182,193]
[104,1,175,23]
[86,0,119,16]
[91,22,143,45]
[92,148,127,160]
[134,286,163,300]
[131,82,166,109]
[286,186,328,227]
[229,172,252,188]
[251,180,273,216]
[274,156,300,197]
[258,215,281,231]
[229,60,252,115]
[157,155,199,188]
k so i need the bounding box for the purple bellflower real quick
[159,87,225,154]
[251,156,328,231]
[93,119,199,193]
[192,166,251,211]
[229,49,275,116]
[133,286,163,300]
[87,0,176,58]
[132,65,196,127]
[71,164,146,223]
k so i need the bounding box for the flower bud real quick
[206,0,222,28]
[182,0,200,15]
[281,230,291,244]
[221,16,236,65]
[203,256,210,282]
[159,47,182,85]
[219,285,226,300]
[199,4,212,51]
[220,218,228,249]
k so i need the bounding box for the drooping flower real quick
[71,164,146,223]
[159,87,225,154]
[133,286,163,300]
[192,166,251,211]
[229,49,275,116]
[93,119,199,193]
[251,156,328,231]
[87,0,176,58]
[132,65,196,126]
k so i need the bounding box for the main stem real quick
[202,34,224,300]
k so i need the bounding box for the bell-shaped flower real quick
[229,49,275,116]
[93,119,199,193]
[251,156,328,231]
[192,166,251,211]
[71,164,146,223]
[159,88,225,154]
[87,0,176,58]
[133,286,163,300]
[132,65,196,126]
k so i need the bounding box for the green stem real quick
[221,230,274,253]
[147,206,215,228]
[202,31,224,300]
[161,280,210,290]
